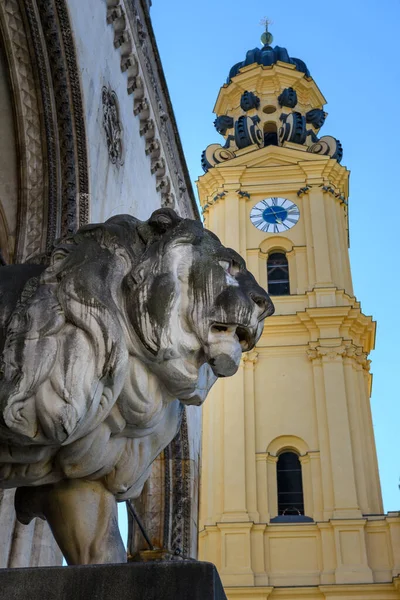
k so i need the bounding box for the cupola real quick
[201,21,343,173]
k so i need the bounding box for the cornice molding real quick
[106,1,173,208]
[201,191,226,214]
[197,145,349,204]
[297,183,346,203]
[260,297,375,353]
[201,186,251,214]
[106,0,198,218]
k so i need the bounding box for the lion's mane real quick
[0,208,271,497]
[0,210,190,492]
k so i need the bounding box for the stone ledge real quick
[0,560,227,600]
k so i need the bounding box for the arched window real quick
[263,122,278,147]
[277,451,304,515]
[267,252,290,295]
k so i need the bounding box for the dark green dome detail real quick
[228,45,310,82]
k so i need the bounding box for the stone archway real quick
[0,0,89,567]
[0,0,89,264]
[0,27,19,264]
[0,0,48,262]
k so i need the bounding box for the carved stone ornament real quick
[308,135,343,163]
[105,0,197,217]
[0,0,90,255]
[307,343,370,369]
[242,349,259,365]
[201,144,235,173]
[102,87,123,165]
[0,208,274,565]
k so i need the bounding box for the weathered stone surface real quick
[0,44,18,262]
[0,561,227,600]
[0,208,274,564]
[0,0,199,569]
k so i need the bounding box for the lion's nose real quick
[250,292,274,319]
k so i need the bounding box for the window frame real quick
[276,450,305,516]
[267,251,290,296]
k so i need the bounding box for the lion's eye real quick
[219,260,230,272]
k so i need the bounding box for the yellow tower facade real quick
[197,28,400,600]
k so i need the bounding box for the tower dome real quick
[228,44,310,82]
[200,21,345,174]
[227,21,310,82]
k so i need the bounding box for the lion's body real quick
[0,209,273,563]
[0,218,185,499]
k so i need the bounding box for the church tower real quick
[197,23,400,599]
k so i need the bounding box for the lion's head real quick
[113,209,274,401]
[0,209,273,473]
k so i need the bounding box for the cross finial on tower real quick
[260,17,274,46]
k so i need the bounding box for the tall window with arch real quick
[267,252,290,295]
[276,451,304,516]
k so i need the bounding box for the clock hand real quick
[269,207,281,220]
[268,207,283,224]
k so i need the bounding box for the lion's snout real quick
[208,354,239,378]
[206,323,246,377]
[205,283,273,378]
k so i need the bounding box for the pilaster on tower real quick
[198,23,400,599]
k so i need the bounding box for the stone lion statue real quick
[0,209,273,565]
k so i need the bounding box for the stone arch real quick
[0,0,89,263]
[0,31,18,264]
[34,0,90,236]
[0,0,89,568]
[267,434,310,457]
[260,235,293,255]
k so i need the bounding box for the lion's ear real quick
[147,208,181,234]
[137,209,182,245]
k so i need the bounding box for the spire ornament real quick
[260,17,274,46]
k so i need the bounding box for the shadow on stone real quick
[0,560,227,600]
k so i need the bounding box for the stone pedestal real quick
[0,560,227,600]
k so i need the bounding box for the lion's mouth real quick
[210,323,252,352]
[207,322,255,377]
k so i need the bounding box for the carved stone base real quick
[0,561,227,599]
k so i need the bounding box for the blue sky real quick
[149,0,400,512]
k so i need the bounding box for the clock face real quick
[250,197,300,233]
